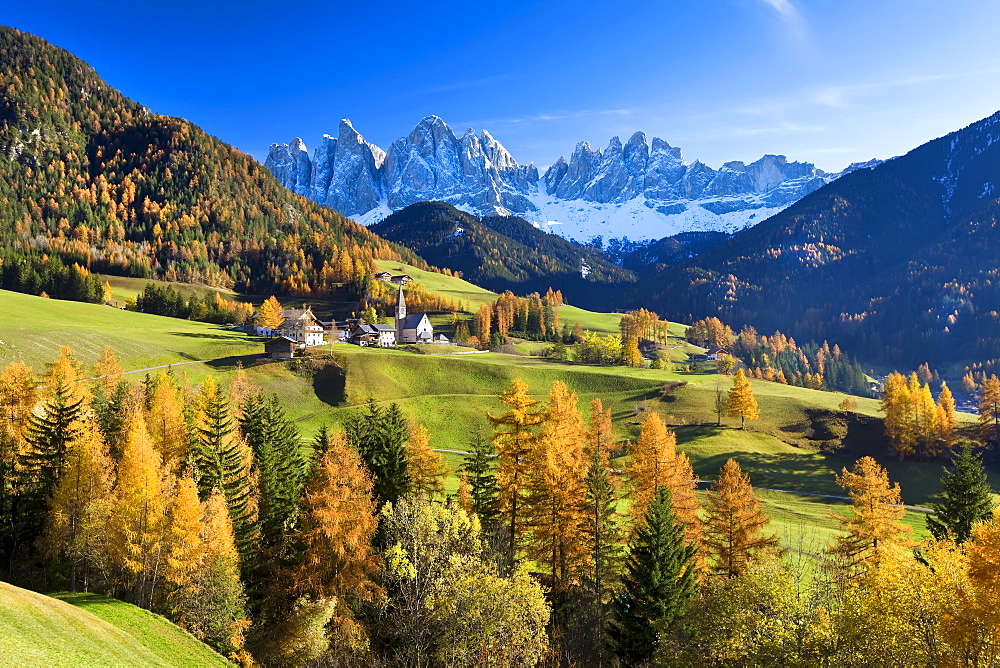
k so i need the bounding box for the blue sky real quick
[7,0,1000,172]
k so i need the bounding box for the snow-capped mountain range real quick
[266,116,878,241]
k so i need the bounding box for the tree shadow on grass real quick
[169,331,237,340]
[205,353,268,370]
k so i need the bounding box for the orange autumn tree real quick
[292,432,380,649]
[702,458,779,577]
[42,416,114,592]
[524,381,589,589]
[107,411,173,608]
[727,369,759,430]
[827,456,910,577]
[626,412,700,548]
[489,378,544,562]
[258,296,285,333]
[406,423,448,499]
[145,371,189,470]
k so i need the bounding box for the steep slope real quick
[267,117,857,241]
[0,26,420,302]
[640,110,1000,368]
[0,583,228,666]
[368,202,634,306]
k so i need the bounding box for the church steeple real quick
[395,286,406,335]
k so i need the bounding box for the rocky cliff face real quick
[266,116,866,240]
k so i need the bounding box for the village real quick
[254,272,450,358]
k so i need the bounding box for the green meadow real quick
[3,285,989,556]
[0,582,228,666]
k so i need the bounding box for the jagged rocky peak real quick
[266,115,846,240]
[265,137,312,197]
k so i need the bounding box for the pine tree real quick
[462,429,499,525]
[827,456,910,577]
[727,369,760,429]
[583,444,624,651]
[345,398,410,506]
[23,362,84,500]
[702,458,779,577]
[488,378,544,563]
[239,392,305,546]
[405,423,448,498]
[609,486,697,665]
[926,443,995,543]
[313,424,332,456]
[42,417,114,592]
[195,378,259,561]
[91,377,131,460]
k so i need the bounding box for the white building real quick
[255,307,325,346]
[394,287,434,344]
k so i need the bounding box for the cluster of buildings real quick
[256,287,447,358]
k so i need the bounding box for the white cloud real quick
[757,0,810,51]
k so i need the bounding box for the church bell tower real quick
[395,286,406,340]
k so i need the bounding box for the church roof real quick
[398,313,429,329]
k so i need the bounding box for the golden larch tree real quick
[827,456,911,577]
[405,423,448,498]
[936,382,958,452]
[258,295,285,332]
[145,371,189,470]
[107,411,173,607]
[626,412,701,548]
[524,381,589,588]
[292,432,380,647]
[702,458,779,577]
[92,346,123,399]
[727,369,759,429]
[977,375,1000,454]
[488,378,544,562]
[43,417,114,592]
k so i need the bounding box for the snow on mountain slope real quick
[266,116,874,241]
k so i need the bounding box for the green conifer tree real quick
[23,374,84,500]
[239,393,306,544]
[609,486,697,665]
[345,398,410,506]
[583,446,624,657]
[462,429,499,525]
[927,442,995,543]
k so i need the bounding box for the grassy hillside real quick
[0,289,258,370]
[4,286,992,556]
[0,582,228,666]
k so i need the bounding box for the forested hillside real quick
[638,110,1000,369]
[369,201,635,308]
[0,27,421,302]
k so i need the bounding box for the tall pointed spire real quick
[395,286,406,340]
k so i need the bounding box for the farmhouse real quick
[390,274,413,286]
[351,323,397,347]
[264,336,298,359]
[254,306,325,346]
[374,271,393,281]
[394,287,434,344]
[705,348,729,361]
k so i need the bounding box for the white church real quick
[394,286,434,344]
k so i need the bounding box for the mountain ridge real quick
[266,116,876,241]
[636,108,1000,368]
